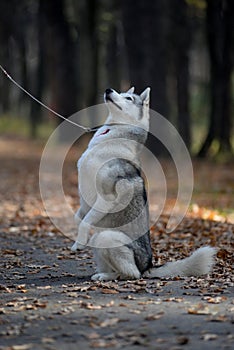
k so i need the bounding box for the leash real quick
[0,64,91,132]
[0,65,138,134]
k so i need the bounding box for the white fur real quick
[145,246,217,278]
[90,230,141,281]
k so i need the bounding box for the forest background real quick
[0,0,234,158]
[0,3,233,348]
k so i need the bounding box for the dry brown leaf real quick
[118,303,128,307]
[177,336,189,345]
[85,331,100,340]
[145,311,164,321]
[11,345,33,350]
[1,249,23,256]
[79,301,102,310]
[41,337,55,344]
[67,292,79,297]
[202,333,218,341]
[90,339,118,348]
[188,304,218,315]
[0,285,12,293]
[203,296,227,304]
[207,315,229,322]
[101,288,119,294]
[99,318,119,328]
[33,300,48,308]
[217,249,229,260]
[17,285,28,293]
[129,309,141,314]
[36,286,52,290]
[163,297,184,302]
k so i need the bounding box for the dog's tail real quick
[145,246,216,278]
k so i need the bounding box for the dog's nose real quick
[105,88,113,95]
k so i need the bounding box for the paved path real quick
[0,231,233,350]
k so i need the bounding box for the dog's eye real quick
[125,96,133,101]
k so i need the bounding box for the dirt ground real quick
[0,137,233,350]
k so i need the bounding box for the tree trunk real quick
[170,0,192,150]
[198,0,234,157]
[74,0,99,108]
[122,0,169,116]
[106,21,121,91]
[29,3,45,138]
[0,0,14,113]
[40,0,78,122]
[122,0,169,156]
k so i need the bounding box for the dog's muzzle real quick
[104,88,122,111]
[105,88,113,95]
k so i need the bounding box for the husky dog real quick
[71,87,216,281]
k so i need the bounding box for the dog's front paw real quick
[91,273,119,281]
[91,273,108,281]
[71,241,86,251]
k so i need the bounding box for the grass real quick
[0,114,55,140]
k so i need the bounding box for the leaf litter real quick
[0,138,233,348]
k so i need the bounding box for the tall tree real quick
[105,4,122,91]
[169,0,192,150]
[122,0,169,116]
[122,0,170,156]
[40,0,78,123]
[0,0,12,113]
[198,0,234,157]
[29,1,45,138]
[73,0,99,108]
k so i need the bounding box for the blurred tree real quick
[40,0,78,123]
[169,0,192,150]
[0,0,28,113]
[122,0,169,156]
[122,0,169,117]
[0,0,13,113]
[1,0,233,152]
[198,0,234,157]
[105,0,122,91]
[106,16,121,90]
[72,0,99,107]
[29,0,45,138]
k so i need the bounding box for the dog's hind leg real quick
[90,230,141,281]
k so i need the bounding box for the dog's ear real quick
[140,87,150,105]
[126,86,135,94]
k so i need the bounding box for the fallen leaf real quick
[0,285,12,293]
[177,336,189,345]
[163,297,184,302]
[99,318,119,328]
[41,337,55,344]
[188,304,218,315]
[85,331,100,340]
[207,315,229,322]
[90,339,118,348]
[202,333,218,341]
[33,300,48,308]
[12,345,33,350]
[79,302,102,310]
[202,296,227,304]
[145,311,164,321]
[101,288,119,294]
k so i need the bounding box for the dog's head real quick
[104,87,150,130]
